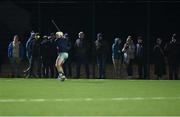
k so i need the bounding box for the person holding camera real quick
[122,36,135,79]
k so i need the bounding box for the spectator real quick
[26,31,35,62]
[122,36,135,79]
[135,36,147,79]
[8,35,24,77]
[63,33,72,78]
[74,31,90,78]
[165,34,180,80]
[153,37,166,80]
[24,31,35,76]
[26,33,42,78]
[112,37,123,78]
[48,33,58,78]
[41,35,50,78]
[95,33,109,79]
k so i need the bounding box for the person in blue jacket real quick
[112,37,123,78]
[8,35,24,77]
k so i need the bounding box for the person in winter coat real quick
[122,36,135,79]
[153,37,166,80]
[95,33,109,79]
[8,35,24,77]
[112,37,123,78]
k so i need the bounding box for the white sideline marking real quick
[0,97,180,103]
[29,99,45,102]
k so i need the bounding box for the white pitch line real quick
[0,97,180,103]
[29,99,45,102]
[0,99,27,102]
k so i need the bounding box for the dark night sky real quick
[0,0,180,62]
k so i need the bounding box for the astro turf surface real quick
[0,78,180,116]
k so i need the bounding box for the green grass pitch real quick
[0,78,180,116]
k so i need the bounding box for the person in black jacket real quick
[26,33,42,78]
[135,36,147,79]
[153,37,166,80]
[41,35,50,78]
[74,31,90,78]
[94,33,109,79]
[63,33,72,78]
[24,31,35,77]
[165,34,180,80]
[48,33,58,78]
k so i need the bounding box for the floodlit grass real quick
[0,78,180,116]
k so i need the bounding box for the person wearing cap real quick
[74,31,90,78]
[122,35,135,79]
[165,34,180,80]
[153,37,166,80]
[55,31,70,81]
[95,33,109,79]
[112,37,123,78]
[8,35,25,77]
[135,36,147,79]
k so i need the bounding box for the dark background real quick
[0,0,180,63]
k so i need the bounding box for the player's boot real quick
[60,75,66,81]
[57,73,63,80]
